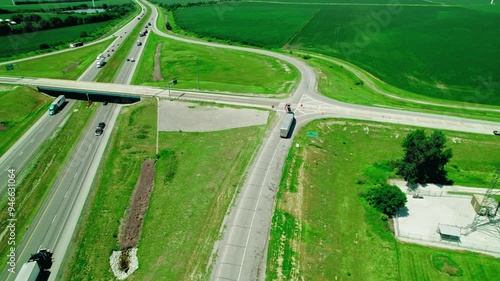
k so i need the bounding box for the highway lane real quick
[1,104,119,281]
[0,100,75,196]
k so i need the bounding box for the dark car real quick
[103,101,108,106]
[95,122,106,136]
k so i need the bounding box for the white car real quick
[130,58,135,62]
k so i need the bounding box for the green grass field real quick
[64,99,269,280]
[173,2,500,106]
[0,21,111,56]
[302,54,500,122]
[0,0,130,10]
[0,38,113,79]
[132,32,299,95]
[267,120,500,280]
[0,101,96,269]
[0,85,51,156]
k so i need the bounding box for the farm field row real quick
[132,32,299,95]
[173,2,500,106]
[267,119,500,280]
[63,99,268,280]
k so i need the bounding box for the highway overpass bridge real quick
[0,76,276,107]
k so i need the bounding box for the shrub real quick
[362,183,407,216]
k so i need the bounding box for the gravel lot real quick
[158,100,269,132]
[392,180,500,257]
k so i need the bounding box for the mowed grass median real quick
[65,98,268,280]
[267,119,500,280]
[132,32,299,95]
[0,86,52,156]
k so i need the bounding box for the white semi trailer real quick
[280,112,295,138]
[14,261,39,281]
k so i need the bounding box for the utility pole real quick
[168,77,178,100]
[196,57,200,91]
[11,0,15,6]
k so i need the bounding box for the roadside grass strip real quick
[0,86,52,157]
[65,99,269,280]
[0,38,113,80]
[133,32,299,95]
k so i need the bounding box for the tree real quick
[362,183,407,216]
[398,130,453,184]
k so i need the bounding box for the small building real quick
[437,223,461,242]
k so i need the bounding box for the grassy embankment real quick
[64,98,269,280]
[267,120,500,280]
[0,38,113,79]
[301,54,500,122]
[95,2,151,83]
[172,2,500,106]
[0,101,97,267]
[0,86,52,156]
[132,32,299,95]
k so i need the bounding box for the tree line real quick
[0,4,133,36]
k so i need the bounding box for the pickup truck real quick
[95,122,106,136]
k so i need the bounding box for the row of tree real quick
[0,4,133,36]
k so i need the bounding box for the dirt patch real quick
[120,159,156,250]
[62,61,80,73]
[152,43,164,82]
[0,123,7,131]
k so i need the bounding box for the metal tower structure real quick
[463,170,500,235]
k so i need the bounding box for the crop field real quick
[0,38,113,79]
[133,32,299,95]
[64,99,268,280]
[0,21,110,56]
[266,119,500,280]
[173,2,500,106]
[174,2,319,48]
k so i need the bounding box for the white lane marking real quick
[74,172,78,178]
[64,189,69,198]
[31,138,35,143]
[51,215,57,224]
[19,151,23,156]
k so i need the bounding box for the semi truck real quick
[280,112,295,138]
[14,249,52,281]
[49,95,66,115]
[14,261,39,281]
[96,57,105,68]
